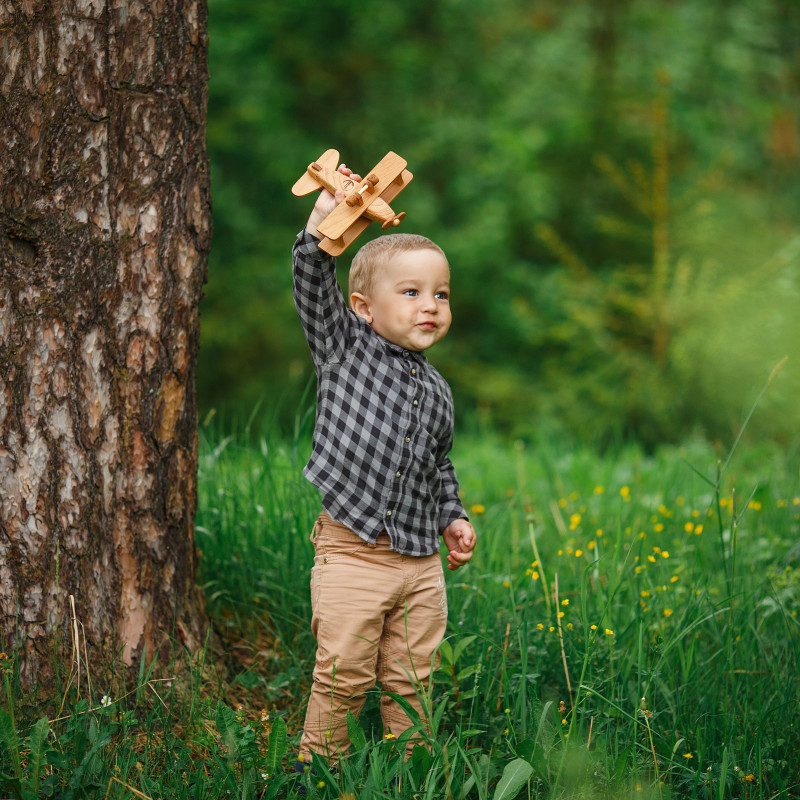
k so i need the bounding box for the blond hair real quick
[348,233,447,299]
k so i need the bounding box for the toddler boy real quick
[293,164,476,765]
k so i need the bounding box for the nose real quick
[421,293,437,313]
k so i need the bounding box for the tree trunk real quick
[0,0,211,688]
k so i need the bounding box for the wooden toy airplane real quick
[291,149,413,256]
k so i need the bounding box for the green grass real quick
[2,421,799,799]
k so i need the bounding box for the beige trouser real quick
[298,512,448,763]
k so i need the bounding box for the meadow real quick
[2,417,799,799]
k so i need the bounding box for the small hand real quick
[307,164,362,237]
[441,519,476,571]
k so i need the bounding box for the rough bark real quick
[0,0,211,687]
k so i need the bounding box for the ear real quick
[349,292,373,323]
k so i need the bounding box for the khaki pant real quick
[298,512,448,763]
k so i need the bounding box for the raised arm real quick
[292,165,361,368]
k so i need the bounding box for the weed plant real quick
[1,416,798,798]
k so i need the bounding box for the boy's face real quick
[350,248,452,352]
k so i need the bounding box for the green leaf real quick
[432,693,449,736]
[516,737,548,780]
[68,731,111,790]
[265,716,287,773]
[26,717,50,794]
[452,635,477,663]
[0,707,21,777]
[492,758,533,800]
[456,664,481,682]
[262,774,288,800]
[215,701,239,767]
[381,691,421,726]
[437,638,454,667]
[346,711,367,751]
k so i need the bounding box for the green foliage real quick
[201,0,800,445]
[494,759,535,800]
[6,417,800,797]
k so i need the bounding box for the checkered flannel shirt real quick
[292,229,467,556]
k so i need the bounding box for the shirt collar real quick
[373,327,427,360]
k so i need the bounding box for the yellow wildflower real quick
[471,504,485,515]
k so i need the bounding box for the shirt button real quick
[413,399,419,407]
[403,350,410,357]
[395,471,401,478]
[386,510,392,517]
[404,436,411,443]
[410,368,416,376]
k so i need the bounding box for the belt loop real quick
[310,519,319,544]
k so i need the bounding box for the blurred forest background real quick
[198,0,800,447]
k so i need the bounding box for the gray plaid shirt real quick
[292,229,467,556]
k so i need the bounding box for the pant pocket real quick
[315,514,371,560]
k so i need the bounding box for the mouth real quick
[418,321,437,330]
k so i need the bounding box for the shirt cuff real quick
[438,501,468,534]
[295,228,334,261]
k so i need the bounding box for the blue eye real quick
[435,291,449,300]
[404,289,418,296]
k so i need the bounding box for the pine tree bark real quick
[0,0,211,687]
